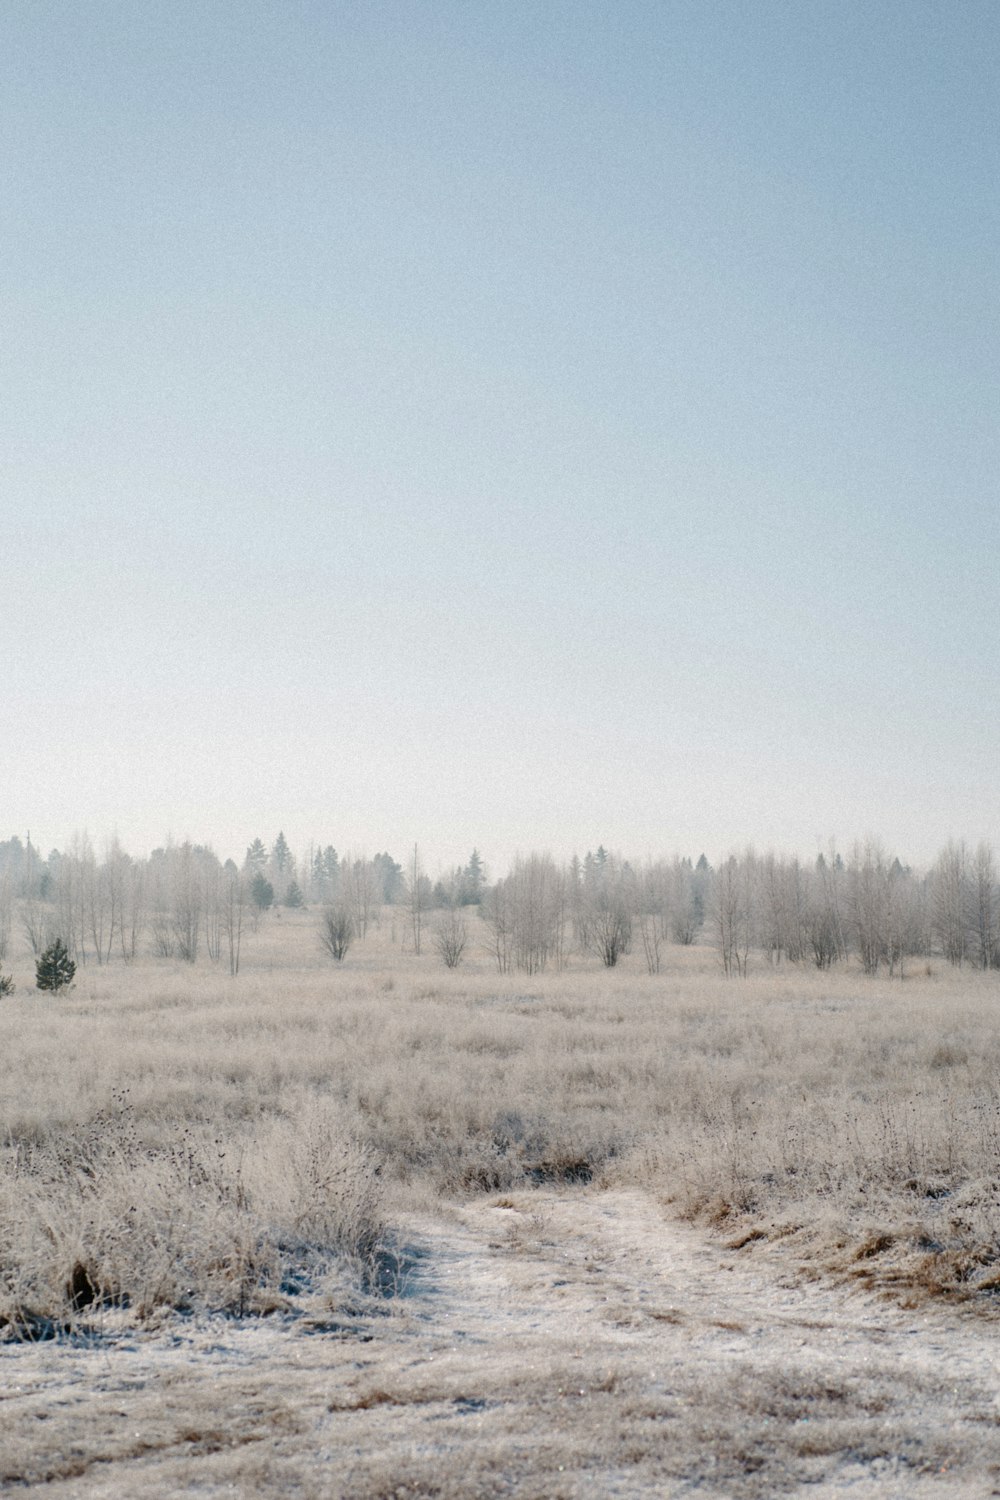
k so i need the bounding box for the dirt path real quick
[4,1188,1000,1497]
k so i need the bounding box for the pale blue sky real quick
[3,2,998,870]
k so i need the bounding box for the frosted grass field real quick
[4,913,1000,1495]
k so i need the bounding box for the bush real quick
[319,907,353,962]
[0,973,14,997]
[36,938,76,993]
[434,909,468,968]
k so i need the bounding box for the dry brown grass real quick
[4,906,1000,1329]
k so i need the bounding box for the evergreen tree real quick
[0,972,14,997]
[250,872,274,911]
[461,849,484,904]
[692,855,711,931]
[245,838,267,871]
[284,879,305,908]
[373,851,403,903]
[583,851,597,890]
[36,938,76,993]
[272,831,291,872]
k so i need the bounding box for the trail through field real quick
[4,1188,1000,1498]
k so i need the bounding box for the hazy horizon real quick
[6,3,998,870]
[2,819,996,885]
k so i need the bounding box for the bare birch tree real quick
[579,857,632,968]
[635,862,670,974]
[21,889,50,957]
[0,873,11,962]
[482,876,515,974]
[409,844,426,956]
[344,854,380,941]
[714,851,755,977]
[221,865,246,975]
[118,856,145,964]
[932,841,971,967]
[973,842,1000,970]
[483,855,563,975]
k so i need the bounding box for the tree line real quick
[0,833,486,977]
[1,831,999,979]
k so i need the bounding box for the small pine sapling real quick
[36,938,76,993]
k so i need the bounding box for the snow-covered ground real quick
[4,1188,1000,1498]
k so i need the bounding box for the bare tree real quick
[119,857,145,964]
[434,907,467,968]
[21,890,50,957]
[669,858,701,945]
[148,848,176,957]
[344,854,380,941]
[513,854,564,974]
[171,843,202,963]
[55,833,92,966]
[883,858,927,979]
[409,844,426,956]
[635,862,670,974]
[203,861,223,963]
[0,873,11,963]
[482,878,515,973]
[932,841,971,967]
[849,839,904,976]
[807,871,838,969]
[481,855,564,975]
[221,866,247,976]
[514,854,564,974]
[713,851,755,977]
[100,838,132,965]
[579,858,632,968]
[319,906,353,962]
[807,852,842,968]
[757,853,809,965]
[973,842,1000,970]
[84,844,109,964]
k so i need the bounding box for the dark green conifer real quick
[36,938,76,993]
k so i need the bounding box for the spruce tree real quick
[36,938,76,993]
[245,837,267,870]
[462,849,484,904]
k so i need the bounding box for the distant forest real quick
[0,832,997,980]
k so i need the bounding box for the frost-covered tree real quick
[932,841,971,967]
[483,854,564,975]
[319,906,353,962]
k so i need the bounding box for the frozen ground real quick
[4,1188,1000,1498]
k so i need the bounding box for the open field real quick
[4,912,1000,1494]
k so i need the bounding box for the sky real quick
[3,1,998,874]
